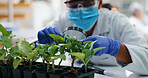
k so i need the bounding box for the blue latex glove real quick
[37,27,61,45]
[81,36,121,57]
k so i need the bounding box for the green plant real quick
[70,41,105,73]
[10,41,38,69]
[0,24,39,69]
[37,44,50,67]
[48,45,66,73]
[49,34,66,68]
[0,24,13,65]
[40,44,66,73]
[61,34,82,69]
[13,41,40,69]
[0,24,105,75]
[37,34,66,73]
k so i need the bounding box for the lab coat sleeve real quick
[113,14,148,75]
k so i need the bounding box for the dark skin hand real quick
[86,0,132,64]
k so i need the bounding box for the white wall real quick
[33,0,67,29]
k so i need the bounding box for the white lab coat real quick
[129,16,148,41]
[48,8,148,75]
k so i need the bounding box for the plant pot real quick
[32,62,42,65]
[23,69,36,78]
[64,68,95,78]
[0,65,13,78]
[60,66,71,71]
[12,69,23,78]
[35,70,49,78]
[12,65,26,78]
[50,69,66,78]
[0,65,2,78]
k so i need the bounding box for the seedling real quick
[70,41,105,73]
[61,34,83,69]
[12,40,40,69]
[40,45,66,73]
[0,24,13,65]
[49,34,87,75]
[37,34,66,73]
[49,34,66,68]
[37,44,50,67]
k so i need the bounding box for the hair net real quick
[129,2,143,15]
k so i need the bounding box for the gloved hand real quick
[38,27,61,45]
[81,36,121,57]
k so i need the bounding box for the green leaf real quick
[27,50,38,60]
[69,53,85,61]
[18,41,32,55]
[9,46,20,57]
[92,47,106,56]
[59,44,71,49]
[83,41,93,49]
[82,49,91,62]
[71,41,83,52]
[0,24,12,37]
[48,46,59,56]
[0,35,12,48]
[39,49,44,55]
[30,43,35,49]
[52,54,66,60]
[83,41,93,45]
[49,34,64,44]
[58,44,71,52]
[13,58,23,69]
[89,40,97,50]
[15,51,27,57]
[0,54,6,61]
[10,46,20,54]
[0,49,6,55]
[63,35,77,44]
[43,51,49,59]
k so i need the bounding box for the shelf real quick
[0,3,33,8]
[0,14,28,18]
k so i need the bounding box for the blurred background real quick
[0,0,148,43]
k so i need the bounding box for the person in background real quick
[102,3,112,10]
[102,3,120,12]
[111,6,120,12]
[129,2,148,41]
[38,0,148,75]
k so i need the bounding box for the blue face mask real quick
[68,6,99,31]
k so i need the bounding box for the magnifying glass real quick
[63,26,87,40]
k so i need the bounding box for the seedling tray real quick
[0,64,95,78]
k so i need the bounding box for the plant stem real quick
[57,59,62,68]
[43,60,45,67]
[52,60,55,73]
[71,59,75,68]
[29,59,33,69]
[85,64,87,73]
[47,62,50,72]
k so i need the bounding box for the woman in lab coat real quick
[38,0,148,75]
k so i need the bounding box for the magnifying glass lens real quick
[63,26,87,40]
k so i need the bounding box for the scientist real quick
[129,2,148,42]
[38,0,148,75]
